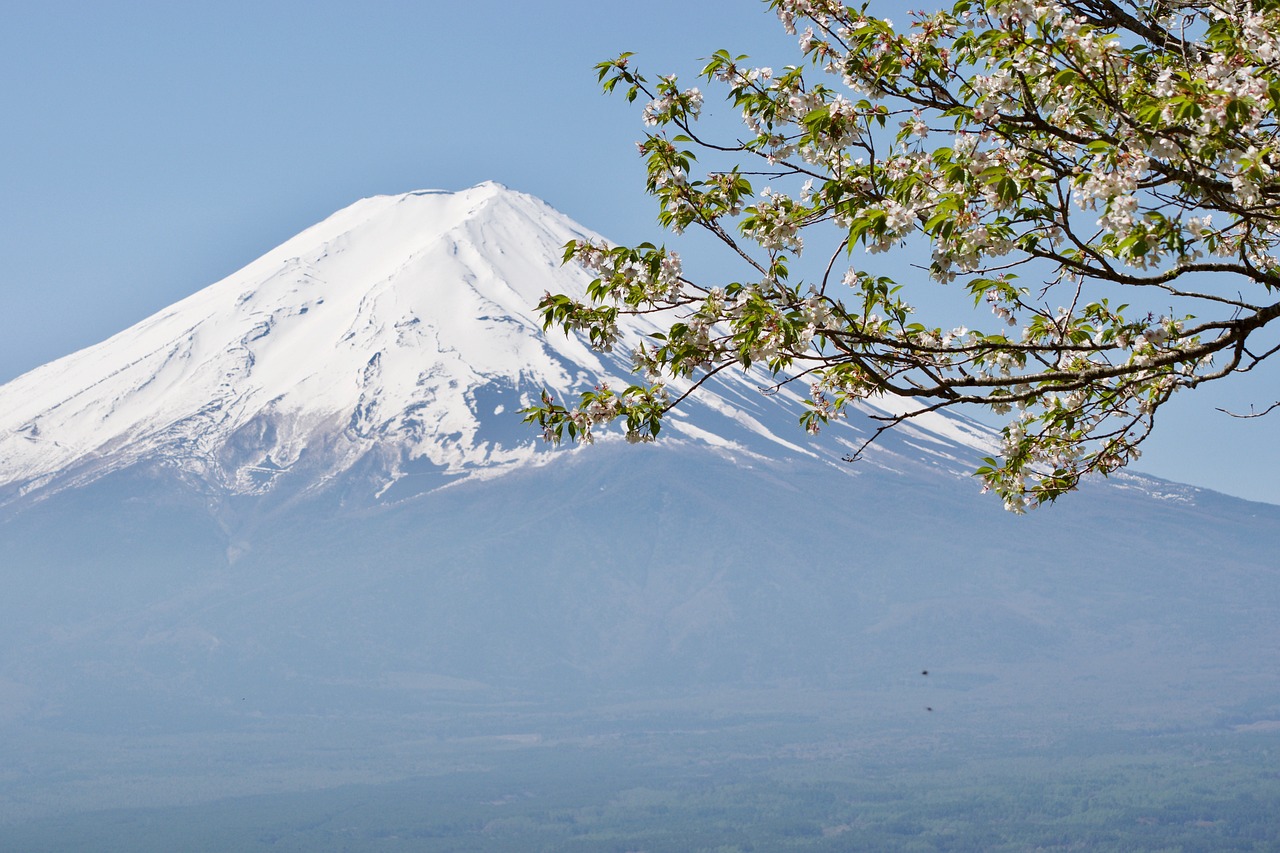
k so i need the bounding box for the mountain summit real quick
[1,183,612,502]
[0,183,989,506]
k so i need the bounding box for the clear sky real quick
[2,1,1276,504]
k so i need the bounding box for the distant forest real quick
[7,729,1279,852]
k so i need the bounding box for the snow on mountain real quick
[0,182,993,505]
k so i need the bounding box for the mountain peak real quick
[0,184,996,507]
[0,184,617,504]
[405,179,514,198]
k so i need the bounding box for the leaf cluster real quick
[530,0,1280,510]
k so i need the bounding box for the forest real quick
[6,722,1278,852]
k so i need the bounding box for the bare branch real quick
[1217,401,1280,418]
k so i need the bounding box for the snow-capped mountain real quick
[2,183,1279,833]
[0,182,990,506]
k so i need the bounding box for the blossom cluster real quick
[529,0,1280,509]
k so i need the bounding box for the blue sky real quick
[3,1,1277,504]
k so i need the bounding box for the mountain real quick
[1,184,1277,831]
[0,182,993,510]
[0,182,609,504]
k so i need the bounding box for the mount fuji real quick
[1,184,1278,833]
[0,181,990,509]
